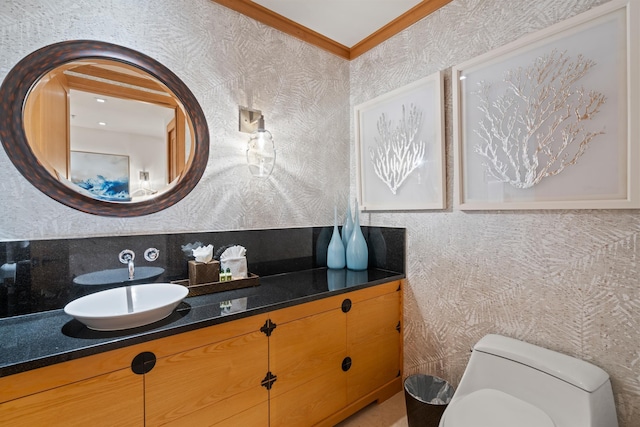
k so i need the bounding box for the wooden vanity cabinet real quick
[269,279,403,427]
[0,279,402,427]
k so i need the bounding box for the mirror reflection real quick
[23,60,193,202]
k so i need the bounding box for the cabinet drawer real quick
[0,368,143,427]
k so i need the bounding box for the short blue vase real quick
[327,206,346,269]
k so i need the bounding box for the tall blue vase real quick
[327,206,346,269]
[341,202,354,250]
[346,199,368,271]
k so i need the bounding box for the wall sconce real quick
[239,107,276,178]
[140,171,151,190]
[131,170,157,196]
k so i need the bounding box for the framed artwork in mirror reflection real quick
[70,151,131,201]
[453,0,639,209]
[355,71,445,211]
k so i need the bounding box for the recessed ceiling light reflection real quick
[98,121,107,126]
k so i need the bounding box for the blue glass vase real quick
[327,206,346,269]
[341,202,354,250]
[346,199,368,271]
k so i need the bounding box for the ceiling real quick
[69,90,174,139]
[211,0,453,60]
[252,0,421,47]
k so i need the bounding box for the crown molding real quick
[211,0,452,60]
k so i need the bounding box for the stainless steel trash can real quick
[404,374,454,427]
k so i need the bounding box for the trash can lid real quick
[441,389,555,427]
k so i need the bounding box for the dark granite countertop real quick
[0,267,403,377]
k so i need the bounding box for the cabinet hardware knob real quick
[341,299,352,313]
[342,357,352,372]
[261,371,277,390]
[131,351,156,375]
[260,319,277,336]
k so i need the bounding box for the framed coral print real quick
[355,71,445,211]
[453,0,639,209]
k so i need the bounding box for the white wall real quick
[350,0,639,425]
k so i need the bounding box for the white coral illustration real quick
[473,49,606,189]
[369,104,426,195]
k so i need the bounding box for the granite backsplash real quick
[0,226,405,318]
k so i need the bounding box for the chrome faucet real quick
[128,258,135,280]
[118,249,136,281]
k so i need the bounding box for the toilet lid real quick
[442,389,555,427]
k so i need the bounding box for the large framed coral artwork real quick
[355,71,445,211]
[453,0,639,209]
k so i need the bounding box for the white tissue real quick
[220,245,246,259]
[192,244,214,263]
[220,245,248,279]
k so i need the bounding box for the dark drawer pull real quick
[342,357,352,372]
[131,351,156,375]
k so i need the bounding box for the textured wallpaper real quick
[0,0,350,240]
[1,0,638,425]
[350,0,639,425]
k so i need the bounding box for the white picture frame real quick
[355,71,445,211]
[453,0,639,210]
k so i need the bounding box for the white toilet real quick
[439,334,618,427]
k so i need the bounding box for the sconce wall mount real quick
[239,107,276,178]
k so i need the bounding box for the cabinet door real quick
[347,289,401,403]
[0,368,143,427]
[269,307,347,426]
[210,401,269,426]
[145,329,268,426]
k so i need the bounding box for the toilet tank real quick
[451,334,618,427]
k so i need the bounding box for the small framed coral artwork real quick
[453,0,639,209]
[355,71,445,211]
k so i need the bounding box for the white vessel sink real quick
[73,267,165,286]
[64,283,188,331]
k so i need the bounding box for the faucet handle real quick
[144,248,160,262]
[119,249,135,264]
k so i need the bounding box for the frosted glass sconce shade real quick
[246,117,276,178]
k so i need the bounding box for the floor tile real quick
[335,391,408,427]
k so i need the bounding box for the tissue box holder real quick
[188,260,220,286]
[173,273,260,297]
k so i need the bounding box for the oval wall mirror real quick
[0,40,209,217]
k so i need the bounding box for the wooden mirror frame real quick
[0,40,209,217]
